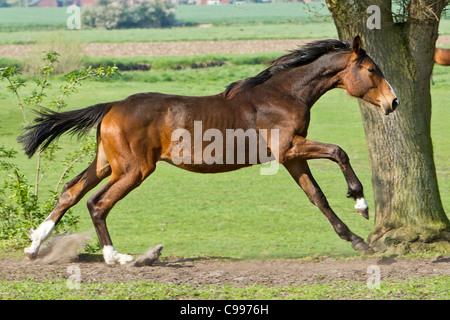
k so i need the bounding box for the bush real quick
[0,52,120,251]
[0,147,78,250]
[83,0,177,30]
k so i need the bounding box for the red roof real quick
[36,0,97,7]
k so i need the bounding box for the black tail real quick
[18,103,114,158]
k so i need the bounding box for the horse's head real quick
[341,36,399,115]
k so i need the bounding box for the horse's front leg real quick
[284,136,369,219]
[283,159,372,253]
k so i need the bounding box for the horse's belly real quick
[162,160,253,174]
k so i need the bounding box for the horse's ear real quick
[352,35,362,55]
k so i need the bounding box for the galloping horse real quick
[21,36,398,265]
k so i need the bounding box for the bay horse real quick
[434,48,450,66]
[431,48,450,84]
[21,36,398,265]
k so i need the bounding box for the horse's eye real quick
[368,68,375,73]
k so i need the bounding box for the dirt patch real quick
[1,36,449,58]
[0,252,448,287]
[81,39,314,57]
[2,234,449,286]
[0,39,312,58]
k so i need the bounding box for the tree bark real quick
[325,0,450,254]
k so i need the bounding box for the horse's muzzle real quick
[381,97,399,115]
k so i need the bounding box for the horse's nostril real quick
[392,98,399,110]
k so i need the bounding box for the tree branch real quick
[55,150,94,193]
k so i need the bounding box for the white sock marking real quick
[102,245,134,265]
[354,197,368,211]
[24,220,55,256]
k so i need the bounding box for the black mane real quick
[224,39,357,100]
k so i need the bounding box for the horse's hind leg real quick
[24,152,111,260]
[86,166,155,265]
[284,160,373,253]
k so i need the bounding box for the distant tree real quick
[324,0,450,254]
[83,0,177,30]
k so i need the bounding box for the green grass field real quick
[0,3,448,44]
[0,3,328,28]
[0,23,335,45]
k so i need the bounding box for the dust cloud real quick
[36,231,93,265]
[133,244,164,267]
[34,231,163,266]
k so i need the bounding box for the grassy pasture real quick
[0,23,338,45]
[0,3,448,44]
[0,3,328,28]
[0,2,333,36]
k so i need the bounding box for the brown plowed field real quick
[0,36,449,58]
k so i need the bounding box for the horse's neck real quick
[277,53,349,107]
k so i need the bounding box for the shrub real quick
[0,52,120,250]
[0,147,78,250]
[83,0,177,30]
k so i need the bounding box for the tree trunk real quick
[325,0,450,254]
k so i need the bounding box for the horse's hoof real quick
[356,208,369,220]
[354,198,369,219]
[24,247,37,260]
[352,238,374,255]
